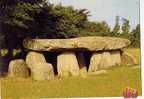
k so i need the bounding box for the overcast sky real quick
[49,0,140,29]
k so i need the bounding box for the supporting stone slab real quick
[121,52,137,65]
[111,50,121,65]
[88,52,102,72]
[89,50,122,71]
[57,51,79,77]
[8,59,29,78]
[99,52,114,69]
[31,63,54,80]
[26,51,46,69]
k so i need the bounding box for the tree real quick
[0,0,45,48]
[39,4,89,38]
[80,21,111,36]
[98,21,111,36]
[0,33,4,49]
[121,18,130,39]
[130,24,140,47]
[0,0,45,73]
[111,16,120,36]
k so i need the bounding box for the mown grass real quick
[1,48,142,99]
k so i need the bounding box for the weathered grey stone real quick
[88,52,102,72]
[99,52,114,69]
[23,37,130,52]
[31,63,54,80]
[57,51,79,77]
[121,52,137,65]
[8,59,29,78]
[26,51,46,69]
[23,37,133,75]
[111,50,121,65]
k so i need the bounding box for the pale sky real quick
[48,0,140,30]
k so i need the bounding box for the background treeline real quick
[0,0,140,73]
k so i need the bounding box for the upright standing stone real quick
[31,63,54,80]
[8,59,29,78]
[88,52,102,72]
[26,51,46,69]
[111,50,121,65]
[57,51,79,77]
[99,52,114,69]
[121,52,137,65]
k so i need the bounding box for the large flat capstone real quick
[23,37,130,52]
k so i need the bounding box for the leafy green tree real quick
[111,16,120,37]
[98,21,111,36]
[0,33,4,49]
[130,24,140,47]
[121,18,130,39]
[81,21,110,36]
[44,4,89,38]
[0,0,45,73]
[0,0,45,48]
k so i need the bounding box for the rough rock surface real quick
[23,37,130,52]
[88,52,102,72]
[26,51,46,69]
[121,52,137,65]
[57,52,79,77]
[89,51,122,71]
[99,52,114,69]
[111,50,121,65]
[8,59,29,78]
[31,63,54,80]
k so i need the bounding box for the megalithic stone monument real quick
[23,36,136,77]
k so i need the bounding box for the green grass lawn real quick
[1,66,141,99]
[1,48,142,99]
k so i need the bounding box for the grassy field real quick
[1,48,142,99]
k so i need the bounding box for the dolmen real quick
[8,36,137,80]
